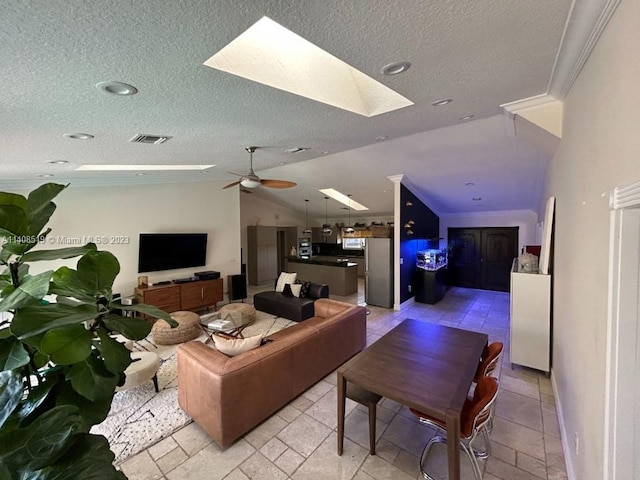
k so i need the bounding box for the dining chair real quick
[474,341,503,382]
[345,383,382,455]
[410,376,499,480]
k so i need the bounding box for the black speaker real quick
[228,274,247,301]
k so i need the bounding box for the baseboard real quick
[551,370,577,480]
[397,296,415,311]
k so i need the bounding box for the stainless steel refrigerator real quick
[365,238,394,308]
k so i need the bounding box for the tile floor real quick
[119,282,568,480]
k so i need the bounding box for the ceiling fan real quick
[223,146,297,190]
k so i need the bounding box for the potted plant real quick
[0,183,175,479]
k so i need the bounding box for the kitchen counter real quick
[287,257,357,267]
[285,258,358,296]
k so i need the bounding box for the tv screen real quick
[138,233,208,273]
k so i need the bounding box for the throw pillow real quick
[295,280,311,298]
[212,334,262,357]
[275,272,297,292]
[282,283,294,297]
[290,283,302,297]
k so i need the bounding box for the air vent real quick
[129,134,172,145]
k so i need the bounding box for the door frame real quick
[604,179,640,479]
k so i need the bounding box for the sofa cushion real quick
[290,283,302,297]
[212,334,263,356]
[275,272,297,292]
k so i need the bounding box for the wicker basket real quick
[370,225,392,238]
[152,311,201,345]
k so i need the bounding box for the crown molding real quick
[500,94,558,115]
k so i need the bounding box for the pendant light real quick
[303,199,312,235]
[322,196,332,236]
[345,194,355,234]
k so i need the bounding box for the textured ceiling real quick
[0,0,573,217]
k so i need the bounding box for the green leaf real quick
[22,243,97,263]
[0,370,23,429]
[65,355,118,402]
[103,315,151,340]
[0,192,28,211]
[114,302,176,325]
[41,325,93,365]
[0,337,30,370]
[56,383,113,431]
[96,329,132,375]
[0,270,52,312]
[49,265,97,303]
[76,251,120,296]
[27,183,66,217]
[0,405,82,472]
[37,433,126,480]
[11,303,98,339]
[17,380,55,422]
[0,204,29,238]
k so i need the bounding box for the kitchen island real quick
[285,257,358,296]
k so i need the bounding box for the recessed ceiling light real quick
[321,151,329,154]
[76,164,215,171]
[96,81,138,96]
[465,182,475,186]
[472,197,482,201]
[37,174,54,178]
[431,98,452,106]
[284,147,309,153]
[203,16,413,117]
[47,160,69,164]
[63,133,94,140]
[279,161,286,165]
[135,173,146,176]
[460,114,475,121]
[380,62,411,76]
[375,136,388,141]
[383,189,392,193]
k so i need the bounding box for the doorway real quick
[604,180,640,479]
[448,227,519,292]
[276,230,286,275]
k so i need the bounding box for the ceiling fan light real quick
[303,228,312,235]
[345,227,355,234]
[322,227,332,235]
[240,178,261,188]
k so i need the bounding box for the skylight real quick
[203,16,413,117]
[319,188,369,210]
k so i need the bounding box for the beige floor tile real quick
[277,413,332,457]
[352,471,376,480]
[392,449,420,478]
[516,451,547,479]
[491,417,545,461]
[292,432,367,480]
[501,365,543,385]
[485,457,542,480]
[359,455,415,480]
[344,407,388,451]
[380,414,433,457]
[542,409,561,438]
[500,375,541,401]
[302,380,334,402]
[276,404,303,423]
[165,440,254,480]
[240,451,288,480]
[223,469,250,480]
[120,451,164,480]
[171,422,213,456]
[373,438,401,464]
[306,387,357,429]
[156,447,188,474]
[490,441,516,466]
[274,448,305,476]
[290,394,314,412]
[148,436,179,461]
[495,390,543,432]
[244,413,289,450]
[259,437,288,461]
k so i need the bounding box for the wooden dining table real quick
[337,319,488,480]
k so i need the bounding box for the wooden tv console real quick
[135,278,223,314]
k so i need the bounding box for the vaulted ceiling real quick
[2,0,609,218]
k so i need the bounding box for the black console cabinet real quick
[414,266,447,304]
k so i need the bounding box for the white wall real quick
[439,209,538,253]
[541,1,640,478]
[31,181,240,299]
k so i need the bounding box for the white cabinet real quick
[510,259,551,373]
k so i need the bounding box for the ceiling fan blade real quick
[223,180,242,189]
[260,179,297,189]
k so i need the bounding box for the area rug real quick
[91,310,295,464]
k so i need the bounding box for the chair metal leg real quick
[462,440,483,480]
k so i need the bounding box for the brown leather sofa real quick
[177,299,366,448]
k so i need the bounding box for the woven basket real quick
[152,311,201,345]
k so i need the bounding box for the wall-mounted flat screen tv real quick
[138,233,208,273]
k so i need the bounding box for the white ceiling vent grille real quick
[129,134,172,145]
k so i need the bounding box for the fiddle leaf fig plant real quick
[0,183,176,479]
